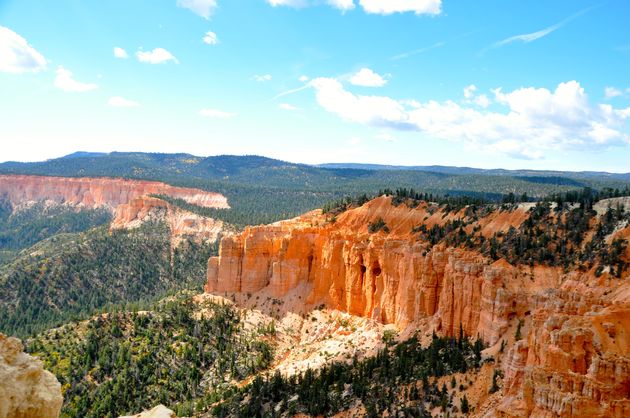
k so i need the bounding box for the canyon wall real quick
[0,174,229,210]
[205,196,630,417]
[0,333,63,418]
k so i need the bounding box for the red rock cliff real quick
[205,196,630,417]
[0,174,228,210]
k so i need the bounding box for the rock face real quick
[0,333,63,418]
[205,196,630,418]
[0,174,229,210]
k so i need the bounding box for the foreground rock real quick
[0,333,63,418]
[119,405,176,418]
[206,196,630,417]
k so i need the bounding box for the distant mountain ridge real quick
[2,151,630,228]
[3,151,629,181]
[317,162,630,180]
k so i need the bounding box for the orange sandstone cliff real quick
[205,196,630,417]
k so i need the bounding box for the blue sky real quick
[1,0,629,171]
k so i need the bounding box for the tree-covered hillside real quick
[27,294,273,418]
[0,221,216,338]
[0,199,112,263]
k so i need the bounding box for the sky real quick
[1,0,630,171]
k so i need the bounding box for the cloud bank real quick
[310,78,630,159]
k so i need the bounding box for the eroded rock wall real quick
[112,196,224,244]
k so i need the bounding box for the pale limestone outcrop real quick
[0,333,63,418]
[112,196,224,244]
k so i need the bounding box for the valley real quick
[1,154,630,417]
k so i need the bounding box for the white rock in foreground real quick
[0,333,63,418]
[119,405,176,418]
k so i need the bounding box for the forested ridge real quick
[336,188,630,277]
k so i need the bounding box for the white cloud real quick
[108,96,140,107]
[279,103,299,111]
[493,26,559,48]
[136,48,178,64]
[113,47,128,59]
[0,26,47,74]
[272,84,311,100]
[299,75,310,82]
[254,74,272,82]
[200,108,236,118]
[391,41,445,60]
[463,85,491,108]
[310,78,630,159]
[268,0,439,14]
[203,31,219,45]
[328,0,355,11]
[463,84,477,99]
[311,77,407,127]
[177,0,217,19]
[54,66,98,92]
[605,87,622,99]
[349,68,387,87]
[474,94,491,108]
[359,0,441,15]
